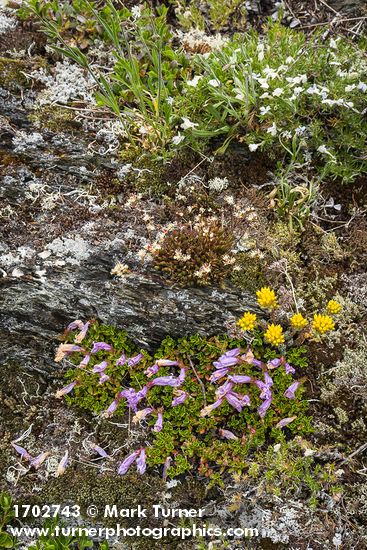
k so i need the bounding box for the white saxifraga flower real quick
[172,134,185,146]
[249,143,260,152]
[186,75,203,87]
[260,106,271,116]
[267,122,277,137]
[272,87,284,97]
[208,79,220,87]
[180,117,198,130]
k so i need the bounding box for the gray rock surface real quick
[0,89,260,374]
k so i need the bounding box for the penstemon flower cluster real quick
[49,318,305,478]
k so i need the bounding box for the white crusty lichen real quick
[30,59,96,105]
[45,236,91,265]
[0,8,17,34]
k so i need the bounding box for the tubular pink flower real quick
[153,411,164,432]
[55,381,77,399]
[55,450,69,477]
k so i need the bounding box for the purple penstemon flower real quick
[98,372,110,384]
[276,416,297,429]
[210,368,229,383]
[54,344,83,362]
[74,321,90,343]
[252,358,264,369]
[91,443,110,459]
[117,450,140,475]
[255,380,272,400]
[102,398,119,417]
[264,372,273,387]
[55,381,77,399]
[132,407,153,424]
[145,364,159,377]
[67,320,84,332]
[284,362,295,375]
[92,361,109,373]
[11,443,33,461]
[215,380,234,399]
[200,398,224,417]
[177,367,186,386]
[55,450,69,477]
[128,353,144,367]
[219,429,238,441]
[225,392,243,412]
[30,451,50,469]
[172,391,188,407]
[79,354,91,368]
[284,381,300,399]
[224,347,242,357]
[136,448,146,475]
[116,353,127,366]
[240,394,251,406]
[90,342,112,354]
[268,358,282,369]
[228,375,253,384]
[213,356,240,369]
[156,359,179,366]
[258,396,272,418]
[153,411,164,432]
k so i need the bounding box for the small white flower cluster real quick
[176,29,228,55]
[111,262,130,277]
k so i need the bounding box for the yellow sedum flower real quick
[264,324,285,346]
[237,311,257,331]
[256,286,278,309]
[312,314,335,334]
[290,313,308,330]
[327,300,342,315]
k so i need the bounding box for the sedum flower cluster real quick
[237,287,341,347]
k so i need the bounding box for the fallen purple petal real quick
[136,448,146,474]
[11,443,33,461]
[210,368,229,383]
[276,416,297,429]
[91,444,110,459]
[30,451,50,469]
[116,353,127,366]
[200,398,224,417]
[284,362,296,375]
[145,364,159,377]
[55,450,69,477]
[219,429,238,440]
[117,451,139,475]
[132,407,153,423]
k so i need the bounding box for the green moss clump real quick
[28,106,78,132]
[231,253,267,292]
[0,58,29,91]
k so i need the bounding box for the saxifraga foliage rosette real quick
[153,221,234,286]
